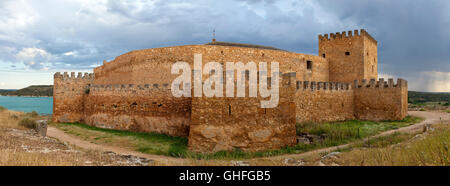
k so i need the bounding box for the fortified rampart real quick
[53,29,409,153]
[53,72,93,123]
[354,78,408,121]
[295,81,354,123]
[84,83,191,137]
[93,45,329,85]
[189,73,297,152]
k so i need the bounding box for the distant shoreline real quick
[0,95,53,98]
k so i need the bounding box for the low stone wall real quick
[354,78,408,121]
[295,81,354,123]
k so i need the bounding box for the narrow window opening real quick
[228,105,231,115]
[345,52,350,56]
[264,108,267,114]
[262,53,265,57]
[322,53,326,58]
[306,60,313,70]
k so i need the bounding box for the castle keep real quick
[53,29,408,153]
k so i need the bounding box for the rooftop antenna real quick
[212,28,216,43]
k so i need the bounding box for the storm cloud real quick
[0,0,449,91]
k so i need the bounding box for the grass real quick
[296,116,423,146]
[350,132,416,149]
[446,110,450,113]
[53,122,188,157]
[52,116,423,160]
[0,108,138,166]
[409,101,449,111]
[333,124,450,166]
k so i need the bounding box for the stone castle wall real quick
[93,45,330,85]
[363,34,378,80]
[319,29,377,83]
[52,29,409,153]
[295,81,355,123]
[188,73,297,152]
[354,78,408,121]
[53,72,93,123]
[84,83,191,137]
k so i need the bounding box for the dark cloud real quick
[0,0,448,91]
[317,0,450,74]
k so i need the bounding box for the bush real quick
[9,114,19,120]
[0,106,5,112]
[28,111,39,117]
[19,118,37,129]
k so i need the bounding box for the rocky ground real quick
[0,127,153,166]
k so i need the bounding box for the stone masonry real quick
[53,29,408,153]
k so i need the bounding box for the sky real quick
[0,0,449,92]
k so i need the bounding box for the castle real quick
[53,29,408,153]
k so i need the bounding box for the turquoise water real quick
[0,96,53,115]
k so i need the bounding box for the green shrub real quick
[28,111,39,117]
[19,118,37,129]
[9,114,19,120]
[0,106,5,112]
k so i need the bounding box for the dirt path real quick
[47,111,449,165]
[46,127,187,165]
[251,111,450,162]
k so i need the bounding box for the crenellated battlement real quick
[319,29,361,40]
[318,29,377,44]
[52,28,407,153]
[90,83,171,92]
[54,72,94,80]
[296,81,351,91]
[354,78,407,89]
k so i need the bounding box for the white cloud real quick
[63,51,77,56]
[0,0,40,45]
[15,48,53,69]
[0,0,38,31]
[378,73,396,80]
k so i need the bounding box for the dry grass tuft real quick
[334,124,449,166]
[0,109,149,166]
[18,118,37,129]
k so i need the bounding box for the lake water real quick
[0,96,53,115]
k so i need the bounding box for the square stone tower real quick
[319,29,378,83]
